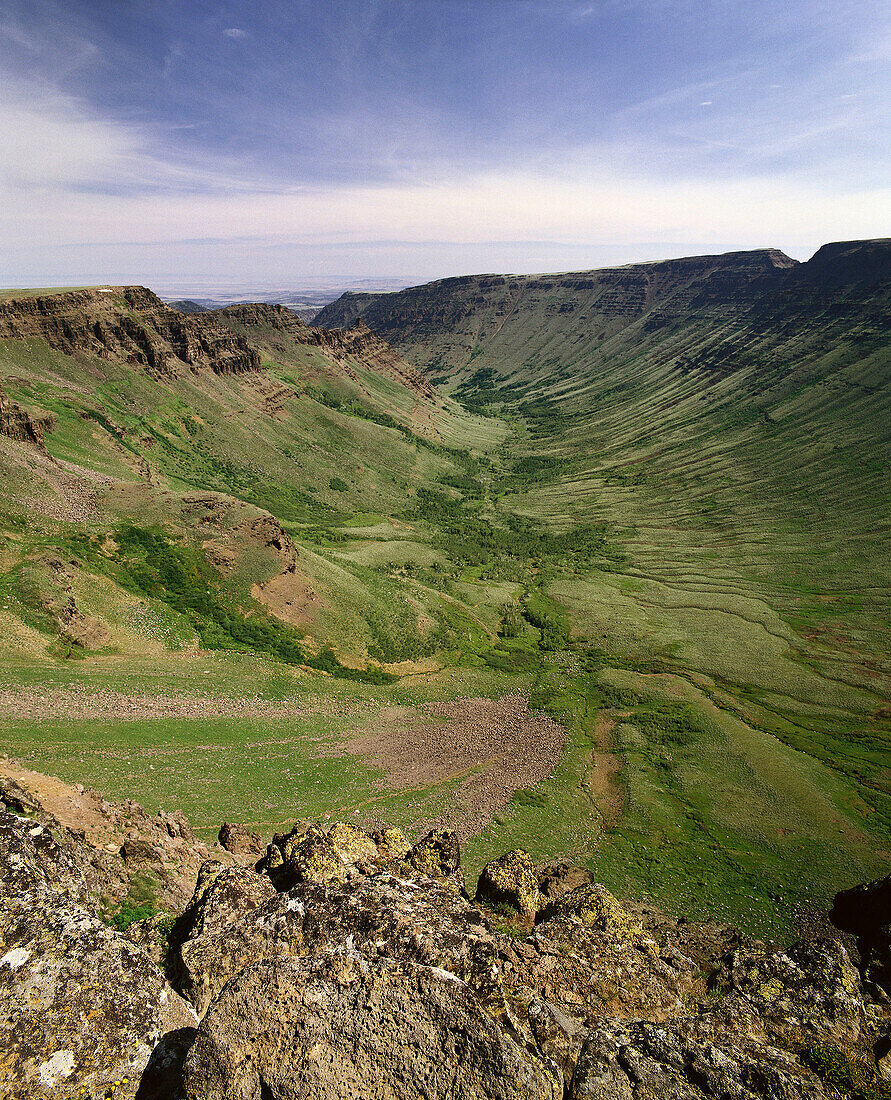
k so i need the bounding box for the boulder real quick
[176,864,278,1014]
[327,820,381,869]
[183,953,561,1100]
[711,937,863,1047]
[0,810,196,1100]
[476,848,543,922]
[173,869,497,1018]
[395,828,466,894]
[537,857,594,902]
[569,1017,827,1100]
[374,825,411,861]
[537,883,645,941]
[261,824,351,889]
[276,825,347,889]
[218,821,263,856]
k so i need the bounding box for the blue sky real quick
[1,0,888,288]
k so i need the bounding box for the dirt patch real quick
[344,693,567,840]
[580,712,624,828]
[251,569,321,630]
[1,757,113,843]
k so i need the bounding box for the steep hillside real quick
[314,241,891,923]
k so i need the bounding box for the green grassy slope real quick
[1,256,889,937]
[315,241,891,927]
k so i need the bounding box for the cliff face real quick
[0,287,260,377]
[212,303,436,398]
[313,248,799,336]
[0,763,884,1100]
[312,241,890,382]
[0,383,55,446]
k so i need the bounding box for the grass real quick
[1,271,889,940]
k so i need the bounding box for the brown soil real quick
[1,757,113,845]
[580,712,624,828]
[344,693,567,840]
[251,570,321,630]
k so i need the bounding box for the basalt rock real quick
[396,828,466,894]
[0,383,55,447]
[0,810,196,1100]
[182,953,561,1100]
[0,787,882,1100]
[218,821,264,857]
[0,287,260,377]
[476,848,543,922]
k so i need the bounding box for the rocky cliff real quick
[0,287,260,377]
[0,383,55,446]
[213,303,436,398]
[312,240,890,382]
[313,248,800,336]
[1,762,887,1100]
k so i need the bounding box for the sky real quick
[0,0,889,290]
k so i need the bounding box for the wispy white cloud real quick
[0,0,887,285]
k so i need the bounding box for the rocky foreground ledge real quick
[0,768,888,1100]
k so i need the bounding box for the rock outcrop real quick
[0,287,260,377]
[0,383,55,446]
[0,767,887,1100]
[184,953,560,1100]
[476,847,543,922]
[214,301,436,398]
[0,810,197,1100]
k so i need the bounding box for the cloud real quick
[3,159,888,257]
[0,83,141,189]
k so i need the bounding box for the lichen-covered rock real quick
[176,864,278,1013]
[218,821,263,857]
[394,828,466,894]
[517,911,694,1034]
[374,825,411,861]
[0,811,196,1100]
[173,869,498,1016]
[537,857,594,903]
[538,883,646,942]
[183,953,562,1100]
[712,937,864,1047]
[277,825,347,888]
[476,848,542,922]
[261,824,352,890]
[568,1017,827,1099]
[327,820,381,870]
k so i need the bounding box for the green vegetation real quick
[802,1044,891,1100]
[1,264,889,940]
